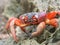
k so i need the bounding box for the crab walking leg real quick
[10,19,28,42]
[15,20,30,36]
[15,19,28,33]
[5,17,15,30]
[31,22,46,37]
[10,20,18,42]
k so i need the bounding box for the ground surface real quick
[0,0,60,45]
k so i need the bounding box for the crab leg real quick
[15,19,30,35]
[5,17,18,42]
[10,19,18,42]
[5,17,15,30]
[31,22,46,37]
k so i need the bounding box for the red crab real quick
[5,11,60,42]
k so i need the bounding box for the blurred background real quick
[0,0,60,45]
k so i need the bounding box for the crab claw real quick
[49,18,58,28]
[46,11,57,19]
